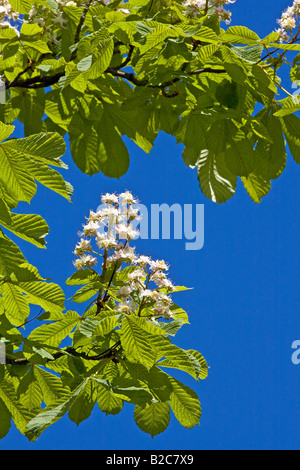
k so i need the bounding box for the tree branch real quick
[5,64,226,92]
[6,71,65,89]
[71,0,94,61]
[5,341,121,366]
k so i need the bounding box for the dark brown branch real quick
[5,341,121,366]
[6,71,65,89]
[5,64,226,93]
[71,0,94,61]
[104,67,148,86]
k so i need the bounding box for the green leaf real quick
[68,379,97,426]
[254,115,287,180]
[120,315,157,370]
[69,113,129,178]
[0,397,11,439]
[0,197,11,225]
[104,103,155,154]
[10,280,66,314]
[156,341,199,380]
[0,377,35,438]
[168,376,201,429]
[134,401,170,437]
[1,213,49,248]
[83,38,114,78]
[0,234,27,277]
[96,383,124,415]
[0,121,14,142]
[197,150,237,204]
[28,311,79,347]
[281,113,300,164]
[17,367,43,412]
[22,40,52,55]
[241,173,271,203]
[139,24,179,54]
[66,269,101,286]
[0,146,36,204]
[186,350,209,380]
[9,0,32,13]
[273,97,300,117]
[16,154,73,202]
[1,282,30,326]
[4,132,67,168]
[26,377,90,438]
[221,26,260,44]
[224,124,255,176]
[77,54,93,72]
[20,23,43,37]
[215,79,239,109]
[34,367,68,406]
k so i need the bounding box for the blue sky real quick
[1,0,300,450]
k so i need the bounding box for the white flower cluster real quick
[115,256,174,319]
[73,191,176,320]
[276,1,300,42]
[27,1,83,35]
[182,0,236,24]
[0,1,20,33]
[73,190,140,271]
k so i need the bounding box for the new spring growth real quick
[73,191,177,320]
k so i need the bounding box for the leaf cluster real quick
[1,1,300,202]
